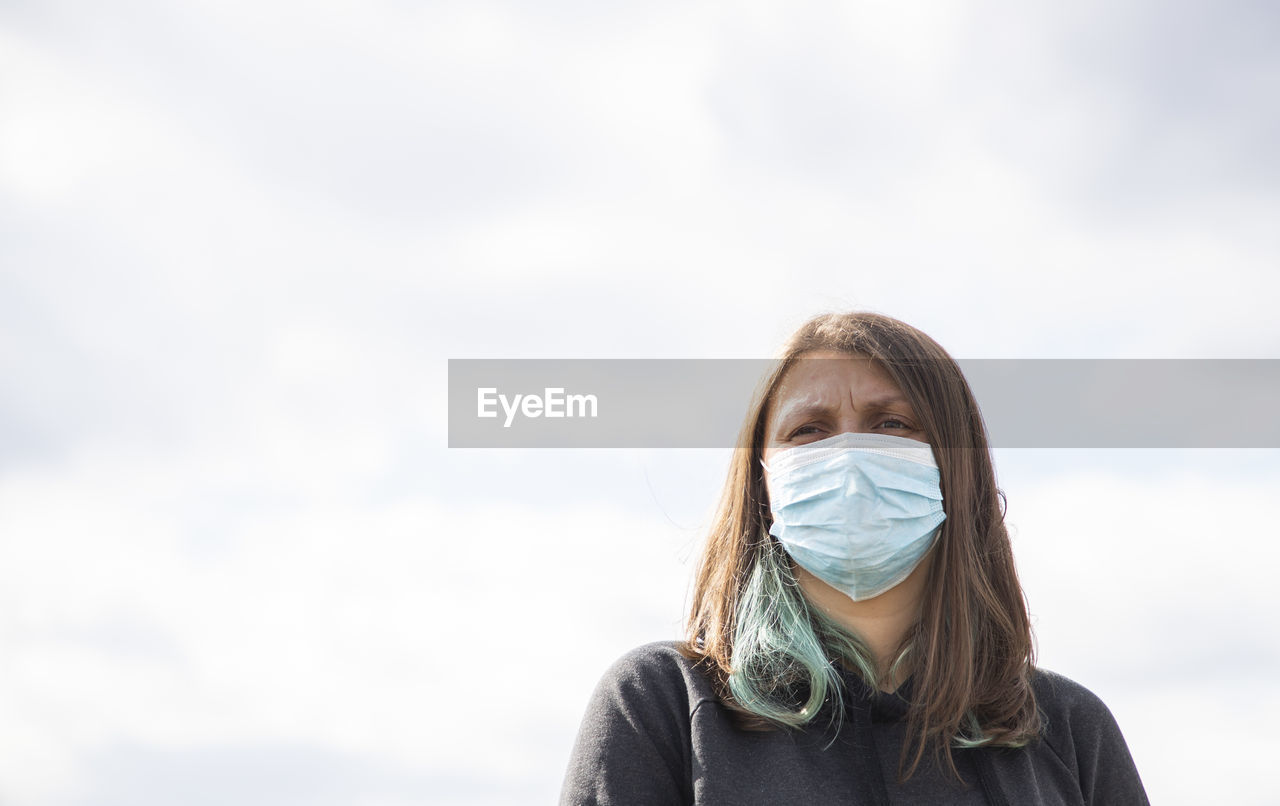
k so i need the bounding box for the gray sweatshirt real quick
[561,641,1149,805]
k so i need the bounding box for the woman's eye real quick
[878,418,911,430]
[790,425,823,438]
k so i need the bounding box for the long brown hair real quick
[682,311,1041,780]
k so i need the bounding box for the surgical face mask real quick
[761,432,946,602]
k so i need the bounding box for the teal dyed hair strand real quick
[727,534,1011,752]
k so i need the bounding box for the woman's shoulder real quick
[1027,666,1121,730]
[975,668,1150,804]
[563,642,711,804]
[591,640,719,714]
[1025,666,1145,790]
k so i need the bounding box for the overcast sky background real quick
[2,1,1278,804]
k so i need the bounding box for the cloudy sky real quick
[2,1,1278,804]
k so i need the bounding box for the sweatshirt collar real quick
[836,664,915,723]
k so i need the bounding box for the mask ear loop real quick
[758,459,774,519]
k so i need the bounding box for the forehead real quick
[767,351,907,423]
[776,350,901,399]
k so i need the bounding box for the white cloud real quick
[1005,459,1280,805]
[0,442,697,802]
[2,0,1278,803]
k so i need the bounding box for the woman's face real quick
[761,349,937,636]
[762,350,929,466]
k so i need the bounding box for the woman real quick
[560,312,1149,805]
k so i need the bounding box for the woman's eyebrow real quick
[859,394,913,411]
[773,394,915,429]
[776,402,837,424]
[773,394,916,427]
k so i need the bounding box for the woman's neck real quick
[795,551,934,692]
